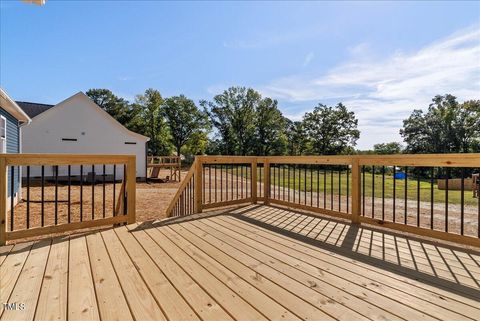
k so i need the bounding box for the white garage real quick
[19,92,149,180]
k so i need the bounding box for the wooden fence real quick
[166,154,480,247]
[0,154,136,244]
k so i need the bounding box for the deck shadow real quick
[224,204,480,302]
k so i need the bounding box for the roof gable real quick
[28,92,149,141]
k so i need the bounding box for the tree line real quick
[86,88,480,157]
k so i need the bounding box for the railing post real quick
[351,157,361,224]
[194,157,203,213]
[264,159,270,205]
[126,156,136,224]
[251,159,257,204]
[0,157,7,245]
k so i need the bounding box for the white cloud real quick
[303,52,315,67]
[261,25,480,149]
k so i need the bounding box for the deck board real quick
[1,204,480,321]
[67,236,100,321]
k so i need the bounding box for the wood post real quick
[194,157,203,213]
[0,158,6,245]
[126,157,136,224]
[351,157,361,224]
[263,160,270,205]
[251,160,257,204]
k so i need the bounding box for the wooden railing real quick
[166,159,197,216]
[147,156,181,182]
[167,154,480,247]
[0,154,136,244]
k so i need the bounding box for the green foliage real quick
[202,87,258,155]
[254,98,287,155]
[373,142,404,154]
[400,95,480,153]
[163,95,210,156]
[134,89,172,156]
[285,120,308,156]
[86,89,140,129]
[302,103,360,155]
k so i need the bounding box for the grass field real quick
[221,166,479,206]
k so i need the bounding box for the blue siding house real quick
[0,88,31,209]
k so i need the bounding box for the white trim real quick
[0,115,6,153]
[0,88,31,123]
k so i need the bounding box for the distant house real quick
[19,92,150,180]
[0,88,31,209]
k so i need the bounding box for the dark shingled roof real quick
[16,101,55,118]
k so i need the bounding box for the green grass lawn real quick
[222,166,479,206]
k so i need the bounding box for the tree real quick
[302,103,360,155]
[254,98,287,155]
[86,89,140,128]
[400,95,480,153]
[285,119,308,156]
[202,87,258,155]
[373,142,403,154]
[163,95,210,156]
[134,88,172,155]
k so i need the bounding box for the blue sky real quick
[1,1,479,149]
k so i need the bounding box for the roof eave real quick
[0,88,31,123]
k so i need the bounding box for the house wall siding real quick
[22,93,148,179]
[0,107,20,198]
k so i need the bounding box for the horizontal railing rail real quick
[0,154,136,244]
[167,154,480,247]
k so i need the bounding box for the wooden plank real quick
[34,237,69,321]
[0,157,6,245]
[2,154,132,166]
[85,233,132,321]
[100,228,167,321]
[1,239,51,321]
[169,221,337,321]
[144,226,268,321]
[251,160,257,203]
[205,217,464,321]
[6,215,128,241]
[357,153,480,167]
[68,236,100,321]
[188,219,406,321]
[263,161,270,205]
[0,244,13,266]
[203,198,253,209]
[223,213,480,311]
[194,159,203,214]
[114,226,200,321]
[125,224,234,321]
[265,155,353,165]
[351,158,361,224]
[126,157,136,224]
[198,156,258,164]
[161,225,303,321]
[0,242,34,306]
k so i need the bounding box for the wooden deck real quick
[1,205,480,321]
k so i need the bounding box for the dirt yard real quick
[10,172,188,233]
